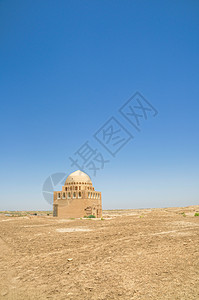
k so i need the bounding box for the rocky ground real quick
[0,206,199,300]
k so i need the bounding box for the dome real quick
[65,170,92,185]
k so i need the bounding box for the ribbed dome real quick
[65,170,92,184]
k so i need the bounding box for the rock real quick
[67,258,73,261]
[1,291,8,297]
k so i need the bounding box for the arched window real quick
[70,186,72,191]
[73,192,76,198]
[63,192,66,199]
[58,193,61,199]
[88,192,90,198]
[78,192,81,198]
[91,192,93,198]
[75,186,78,190]
[68,192,71,199]
[79,186,81,190]
[65,187,67,191]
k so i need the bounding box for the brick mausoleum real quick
[53,170,102,218]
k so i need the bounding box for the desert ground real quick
[0,206,199,300]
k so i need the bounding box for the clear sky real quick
[0,0,199,210]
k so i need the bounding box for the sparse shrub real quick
[84,215,96,218]
[194,213,199,217]
[181,212,186,217]
[87,215,96,218]
[101,217,104,220]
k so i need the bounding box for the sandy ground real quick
[0,206,199,300]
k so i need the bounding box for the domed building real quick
[53,170,102,218]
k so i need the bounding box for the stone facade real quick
[53,170,102,218]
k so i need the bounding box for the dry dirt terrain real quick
[0,206,199,300]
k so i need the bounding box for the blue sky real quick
[0,0,198,210]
